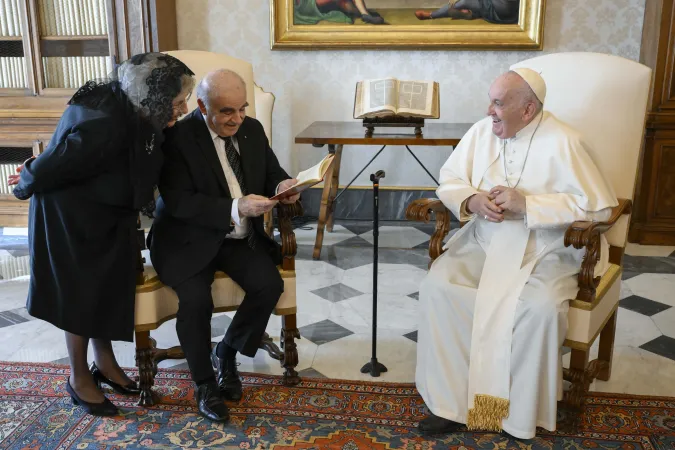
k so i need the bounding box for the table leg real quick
[405,145,439,185]
[326,145,343,232]
[313,144,341,260]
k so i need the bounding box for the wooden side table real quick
[294,121,471,259]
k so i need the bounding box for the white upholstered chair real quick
[133,50,303,406]
[406,52,651,409]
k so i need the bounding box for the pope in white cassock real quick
[415,68,618,439]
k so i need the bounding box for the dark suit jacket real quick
[149,109,290,287]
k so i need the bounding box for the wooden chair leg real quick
[264,211,274,237]
[325,145,343,233]
[281,314,301,386]
[596,310,617,382]
[563,348,589,410]
[135,330,157,407]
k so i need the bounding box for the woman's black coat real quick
[14,91,155,342]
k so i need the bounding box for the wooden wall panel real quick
[631,0,675,244]
[654,142,675,218]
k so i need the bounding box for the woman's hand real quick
[7,156,35,186]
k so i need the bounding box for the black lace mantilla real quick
[70,53,194,130]
[68,53,195,217]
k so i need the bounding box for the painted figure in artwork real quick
[294,0,384,25]
[415,0,520,24]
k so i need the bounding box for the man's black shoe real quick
[196,382,229,423]
[418,413,462,435]
[211,346,243,402]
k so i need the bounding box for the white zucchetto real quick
[511,67,546,104]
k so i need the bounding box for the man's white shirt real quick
[204,118,283,239]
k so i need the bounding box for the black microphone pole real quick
[361,170,388,377]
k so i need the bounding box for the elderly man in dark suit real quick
[148,69,300,423]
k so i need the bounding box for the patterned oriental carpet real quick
[0,363,673,449]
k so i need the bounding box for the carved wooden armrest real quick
[405,198,452,267]
[564,198,632,302]
[277,202,304,271]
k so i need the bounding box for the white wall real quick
[176,0,645,187]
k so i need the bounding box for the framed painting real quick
[270,0,546,50]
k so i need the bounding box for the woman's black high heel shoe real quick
[90,362,141,396]
[66,379,119,416]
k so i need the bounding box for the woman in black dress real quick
[8,52,195,416]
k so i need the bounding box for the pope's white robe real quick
[415,111,618,439]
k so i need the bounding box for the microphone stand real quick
[361,170,388,377]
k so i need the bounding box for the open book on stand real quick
[271,153,335,200]
[353,77,440,119]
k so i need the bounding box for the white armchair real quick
[407,52,651,409]
[133,50,303,406]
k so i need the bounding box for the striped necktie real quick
[221,136,255,249]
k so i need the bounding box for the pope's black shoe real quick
[418,413,462,435]
[196,382,230,423]
[211,346,243,402]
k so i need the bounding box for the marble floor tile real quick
[296,244,432,271]
[298,319,354,346]
[619,295,672,317]
[625,273,675,307]
[625,243,675,257]
[621,270,642,281]
[413,240,431,250]
[613,307,663,348]
[591,346,675,397]
[0,307,32,328]
[294,260,344,291]
[340,223,374,236]
[292,292,336,329]
[640,335,675,362]
[297,367,328,379]
[311,331,417,383]
[341,263,428,297]
[341,293,419,334]
[404,330,418,343]
[8,249,29,258]
[359,226,432,249]
[653,306,675,338]
[210,313,233,337]
[622,255,675,275]
[413,223,445,236]
[0,319,69,363]
[321,297,371,335]
[293,224,356,247]
[332,236,372,248]
[310,283,364,303]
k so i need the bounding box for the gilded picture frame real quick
[270,0,545,50]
